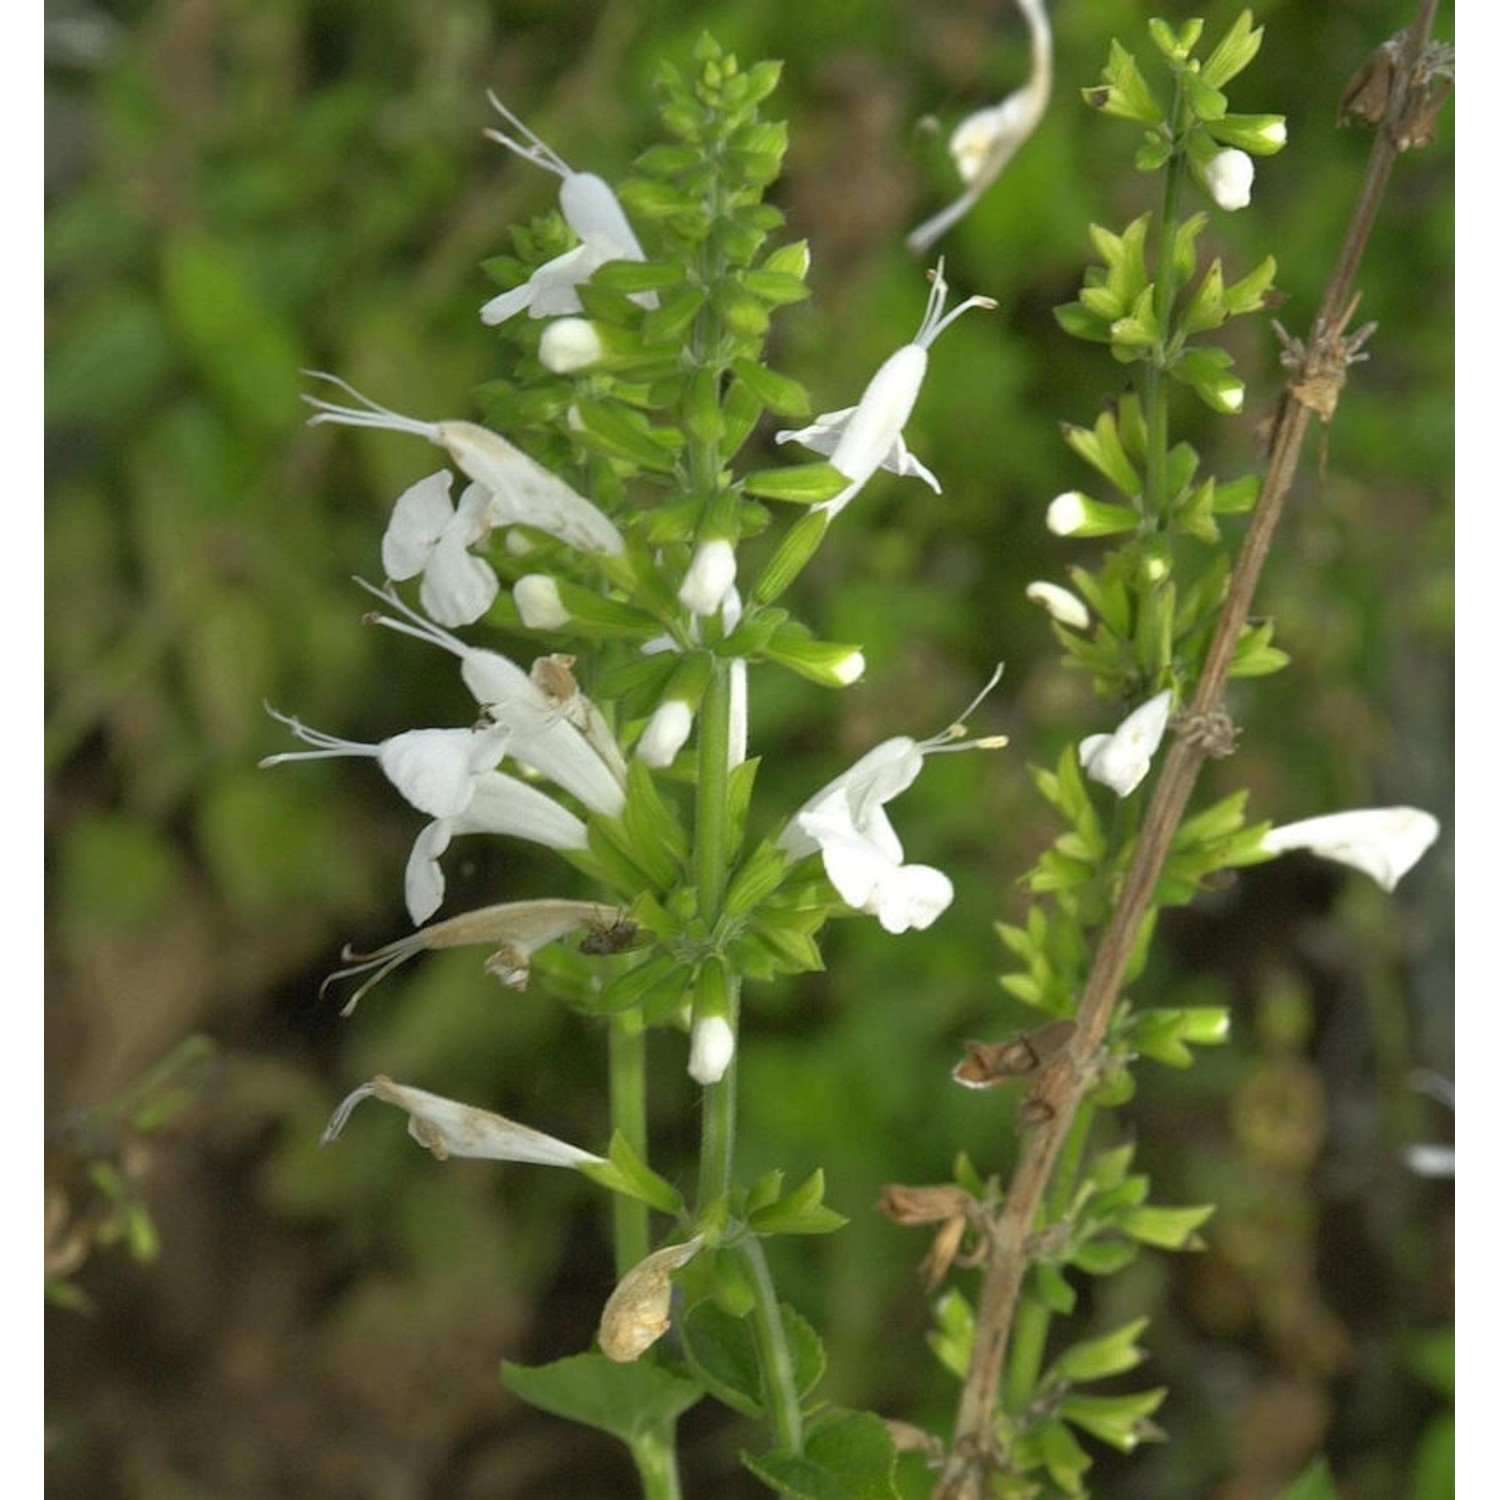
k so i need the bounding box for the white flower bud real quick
[1047,491,1088,536]
[1204,148,1254,211]
[688,1015,735,1086]
[678,538,738,617]
[1025,581,1090,629]
[514,574,571,630]
[638,700,693,768]
[539,317,606,373]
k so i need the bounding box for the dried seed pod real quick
[952,1019,1077,1089]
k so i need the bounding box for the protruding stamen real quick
[484,91,572,178]
[301,371,441,443]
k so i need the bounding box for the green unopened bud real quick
[1208,112,1287,155]
[762,629,866,687]
[1046,491,1139,539]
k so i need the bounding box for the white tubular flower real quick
[260,709,509,819]
[909,0,1053,254]
[638,700,694,768]
[405,770,590,925]
[381,471,500,627]
[321,898,633,1013]
[679,537,738,617]
[1025,580,1090,629]
[303,373,624,557]
[479,94,656,325]
[1259,807,1440,892]
[779,665,1006,934]
[775,261,996,521]
[362,585,626,818]
[1079,690,1173,797]
[514,574,571,630]
[323,1075,603,1167]
[1203,148,1255,211]
[538,317,607,373]
[688,1016,736,1086]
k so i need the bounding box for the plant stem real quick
[609,1010,652,1277]
[742,1236,806,1455]
[933,9,1444,1494]
[629,1424,684,1500]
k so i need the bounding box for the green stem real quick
[609,1010,651,1277]
[741,1236,805,1455]
[628,1424,684,1500]
[1142,77,1191,524]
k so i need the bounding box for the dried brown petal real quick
[598,1236,704,1363]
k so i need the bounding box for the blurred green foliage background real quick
[45,1,1453,1496]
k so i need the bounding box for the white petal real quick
[376,725,509,818]
[559,172,646,258]
[688,1016,735,1085]
[419,525,500,627]
[405,820,454,925]
[1205,149,1254,211]
[456,770,591,849]
[826,345,929,492]
[638,700,694,767]
[1260,807,1440,892]
[679,538,738,616]
[1080,691,1173,797]
[479,280,540,326]
[880,862,954,933]
[382,471,456,580]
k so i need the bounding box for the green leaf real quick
[502,1354,703,1445]
[731,357,811,417]
[1200,10,1265,89]
[1060,1388,1167,1452]
[679,1297,825,1417]
[744,1410,900,1500]
[578,1131,685,1215]
[572,399,684,472]
[1117,1202,1215,1250]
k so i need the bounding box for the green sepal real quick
[1050,1316,1149,1383]
[1214,473,1260,513]
[1181,69,1228,123]
[1060,1388,1167,1452]
[1083,41,1164,125]
[639,284,708,342]
[1170,345,1245,414]
[579,1130,686,1216]
[1147,17,1203,61]
[502,1354,703,1446]
[1068,1237,1139,1276]
[1200,9,1265,90]
[1033,1262,1077,1316]
[1131,1007,1231,1067]
[572,399,685,471]
[1061,408,1141,499]
[731,356,811,417]
[593,950,691,1018]
[1228,619,1291,677]
[927,1288,975,1380]
[1035,1417,1092,1495]
[747,1168,848,1237]
[1223,253,1278,314]
[742,460,848,504]
[752,509,831,604]
[590,259,689,296]
[1117,1202,1215,1250]
[744,1410,900,1500]
[724,839,790,918]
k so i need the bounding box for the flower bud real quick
[1025,581,1090,629]
[638,700,694,768]
[514,574,571,630]
[678,538,738,617]
[1046,491,1139,539]
[539,317,607,373]
[1202,148,1254,211]
[688,1015,735,1086]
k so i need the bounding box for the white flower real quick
[1259,807,1440,892]
[909,0,1053,253]
[321,899,633,1013]
[479,95,656,325]
[323,1074,603,1167]
[1079,690,1174,797]
[260,709,509,819]
[514,574,571,630]
[1025,580,1090,629]
[688,1015,735,1086]
[679,537,738,617]
[405,770,590,925]
[362,584,626,819]
[538,317,606,372]
[775,261,995,521]
[303,373,624,557]
[381,470,500,627]
[779,665,1006,934]
[1203,148,1255,211]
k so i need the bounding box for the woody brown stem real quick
[933,6,1445,1494]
